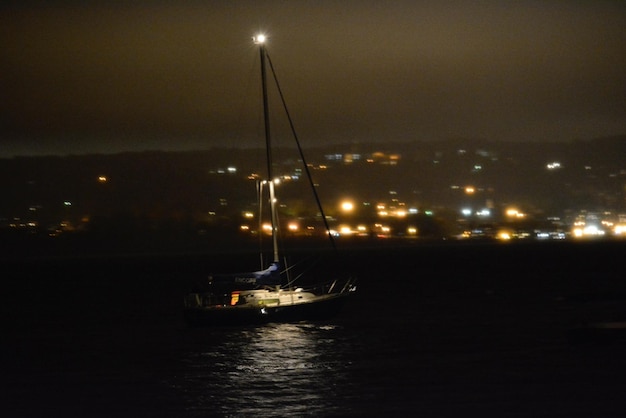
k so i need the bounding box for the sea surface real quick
[2,240,626,417]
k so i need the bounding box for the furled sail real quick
[208,262,281,287]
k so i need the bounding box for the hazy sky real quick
[2,1,626,157]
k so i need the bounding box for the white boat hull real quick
[183,285,356,327]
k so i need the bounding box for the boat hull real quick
[183,292,353,327]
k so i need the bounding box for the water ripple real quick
[176,322,356,416]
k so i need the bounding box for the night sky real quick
[2,1,626,157]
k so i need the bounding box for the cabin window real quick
[230,292,240,306]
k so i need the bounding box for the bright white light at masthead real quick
[253,34,266,44]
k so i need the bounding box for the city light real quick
[546,162,562,170]
[614,224,626,236]
[573,224,605,238]
[340,201,354,213]
[497,230,512,240]
[261,223,273,234]
[3,139,623,245]
[505,208,526,218]
[339,225,353,235]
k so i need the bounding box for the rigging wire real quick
[265,50,337,252]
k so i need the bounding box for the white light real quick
[546,161,562,170]
[253,34,266,44]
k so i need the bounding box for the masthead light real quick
[253,34,266,44]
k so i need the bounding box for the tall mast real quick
[254,34,279,263]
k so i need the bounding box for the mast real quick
[254,34,279,263]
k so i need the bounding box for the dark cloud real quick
[2,1,626,156]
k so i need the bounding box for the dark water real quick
[2,240,626,417]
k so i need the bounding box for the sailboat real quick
[183,34,356,326]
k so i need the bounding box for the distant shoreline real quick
[1,233,623,264]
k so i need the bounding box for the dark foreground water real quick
[2,240,626,417]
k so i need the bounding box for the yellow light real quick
[465,186,475,194]
[230,292,240,306]
[341,201,354,212]
[505,208,526,218]
[497,231,512,240]
[339,225,352,235]
[288,222,299,231]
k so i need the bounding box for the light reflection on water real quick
[178,323,356,416]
